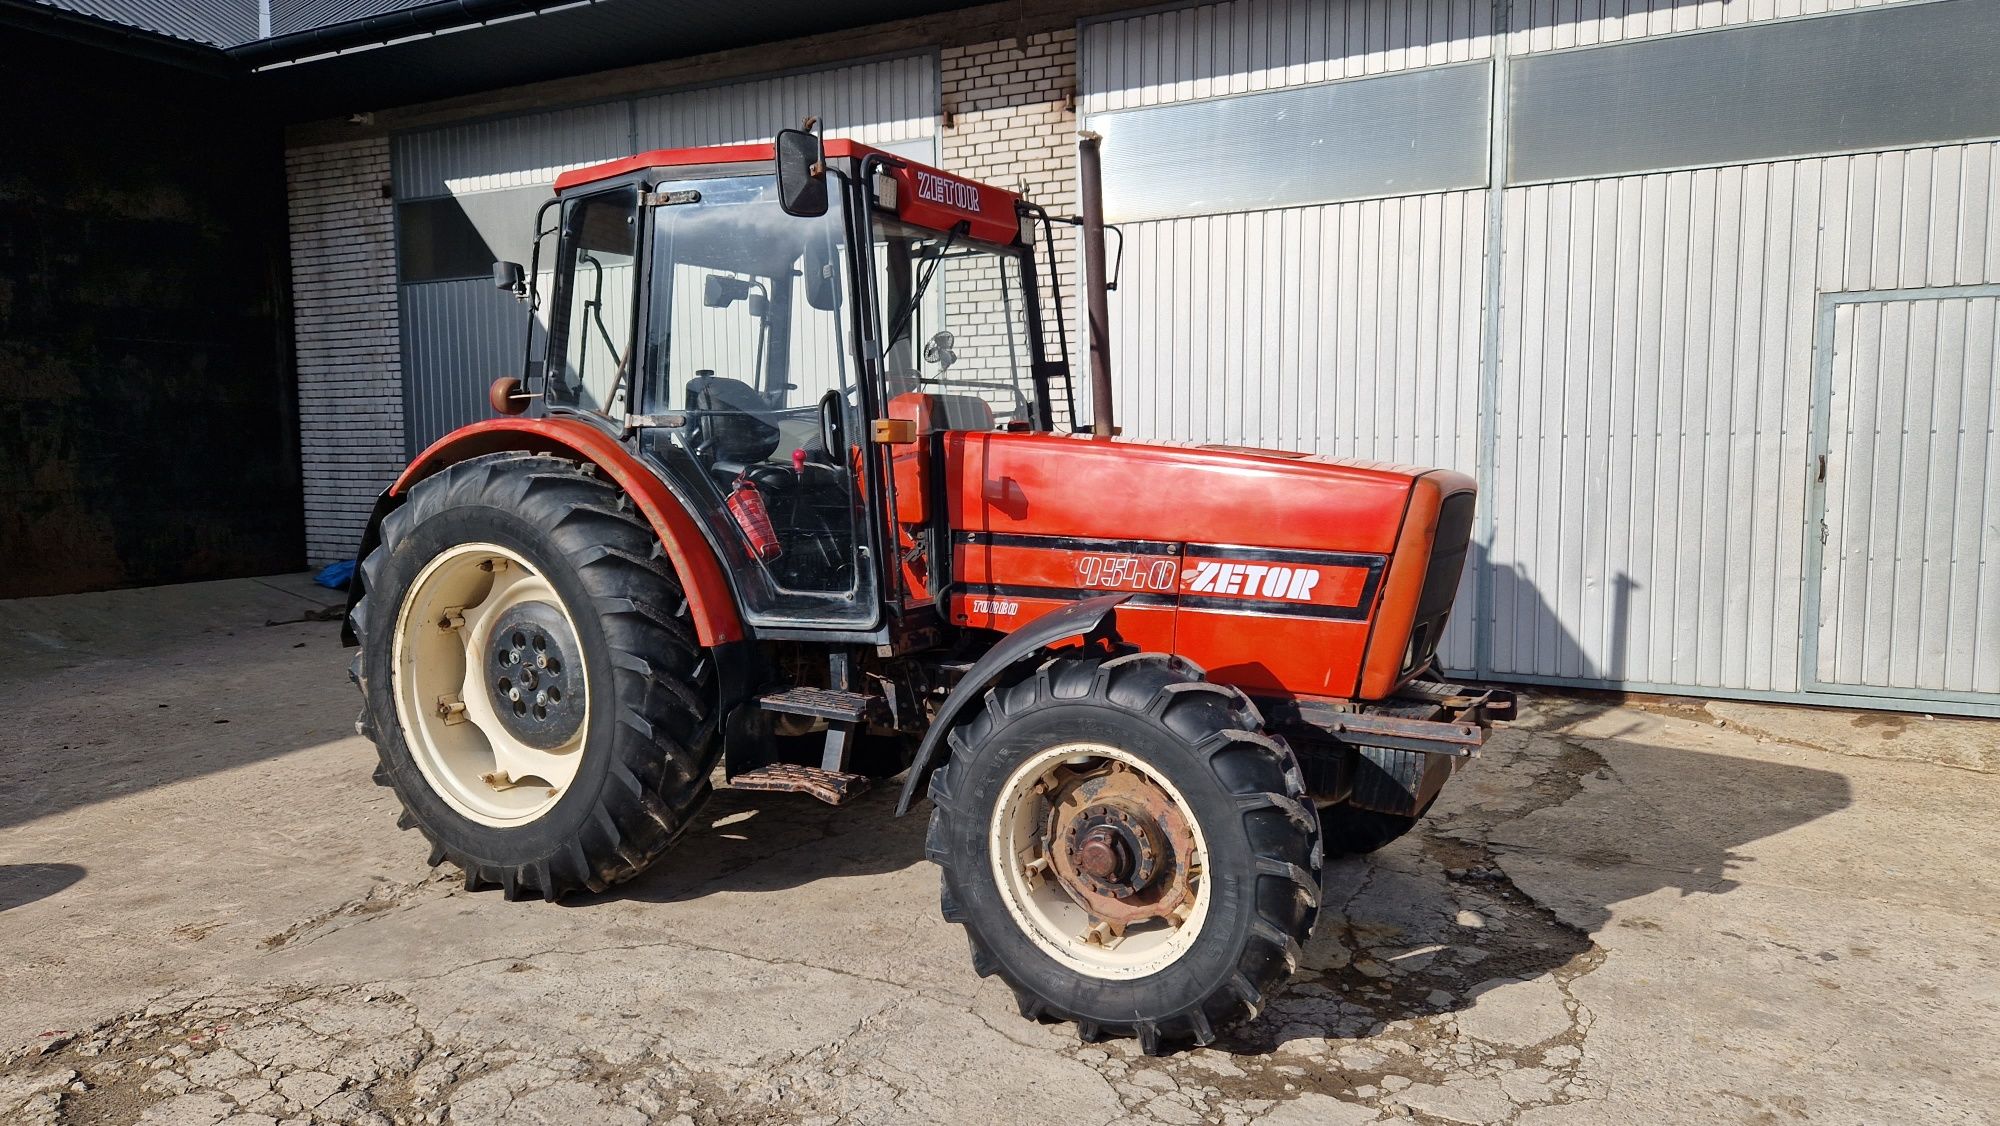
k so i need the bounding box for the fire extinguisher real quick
[727,473,783,561]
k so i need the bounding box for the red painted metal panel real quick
[939,432,1462,701]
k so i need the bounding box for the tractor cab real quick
[502,134,1073,638]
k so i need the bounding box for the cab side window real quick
[549,188,639,416]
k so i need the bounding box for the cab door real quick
[632,173,882,632]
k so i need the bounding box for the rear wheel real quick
[925,653,1321,1053]
[351,453,718,901]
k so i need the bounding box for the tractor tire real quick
[1318,804,1426,856]
[925,652,1321,1054]
[350,452,717,901]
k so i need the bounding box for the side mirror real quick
[775,128,828,218]
[493,260,526,295]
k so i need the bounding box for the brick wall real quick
[942,30,1079,216]
[284,139,404,564]
[942,30,1084,426]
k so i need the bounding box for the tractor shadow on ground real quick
[0,863,86,913]
[566,781,929,907]
[1211,714,1855,1056]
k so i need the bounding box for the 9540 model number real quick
[1076,554,1178,592]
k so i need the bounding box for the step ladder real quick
[733,654,881,805]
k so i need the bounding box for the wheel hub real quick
[486,601,583,749]
[1065,805,1162,898]
[1044,762,1197,928]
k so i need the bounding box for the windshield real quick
[873,218,1046,431]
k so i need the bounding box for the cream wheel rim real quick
[989,742,1212,979]
[390,542,589,827]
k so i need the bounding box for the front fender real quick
[896,594,1128,815]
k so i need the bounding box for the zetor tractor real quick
[344,128,1510,1053]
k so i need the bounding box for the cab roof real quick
[553,139,1024,247]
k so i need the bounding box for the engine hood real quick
[943,432,1469,557]
[936,431,1476,700]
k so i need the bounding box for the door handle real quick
[1815,453,1828,484]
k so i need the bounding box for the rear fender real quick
[342,417,745,648]
[896,594,1127,815]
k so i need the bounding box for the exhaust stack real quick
[1078,131,1115,438]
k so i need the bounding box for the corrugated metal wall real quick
[1492,143,2000,695]
[634,55,938,151]
[1085,0,2000,713]
[393,54,937,452]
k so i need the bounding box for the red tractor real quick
[345,129,1510,1053]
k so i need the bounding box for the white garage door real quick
[393,54,938,450]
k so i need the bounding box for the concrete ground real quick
[3,577,1997,1126]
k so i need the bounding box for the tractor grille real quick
[1402,490,1476,675]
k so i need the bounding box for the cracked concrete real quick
[5,576,1999,1124]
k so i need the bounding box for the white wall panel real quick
[1082,0,1493,114]
[634,55,935,153]
[395,102,632,200]
[1488,143,2000,692]
[1508,0,1915,54]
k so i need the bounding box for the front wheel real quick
[925,653,1321,1054]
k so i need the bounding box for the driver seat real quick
[685,372,788,488]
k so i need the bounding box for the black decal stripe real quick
[956,530,1184,556]
[1179,594,1372,621]
[1184,542,1389,570]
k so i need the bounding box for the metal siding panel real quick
[1081,5,1996,708]
[1100,193,1485,462]
[634,56,936,151]
[1080,0,1494,113]
[395,102,630,200]
[1510,0,1910,54]
[400,280,536,450]
[1491,144,1999,697]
